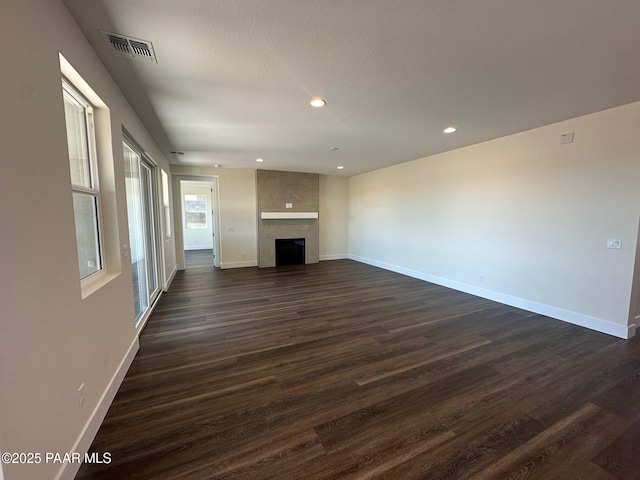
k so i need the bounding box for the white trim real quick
[221,260,258,269]
[60,54,107,108]
[184,245,214,251]
[56,336,139,480]
[136,287,164,333]
[349,254,636,340]
[164,265,178,291]
[261,212,318,219]
[63,80,106,287]
[123,140,162,328]
[175,176,221,269]
[320,254,348,261]
[79,270,115,300]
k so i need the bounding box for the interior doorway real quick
[180,179,218,269]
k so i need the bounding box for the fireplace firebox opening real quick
[275,238,305,266]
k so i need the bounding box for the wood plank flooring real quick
[76,260,640,479]
[184,249,214,269]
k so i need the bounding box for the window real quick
[62,79,102,279]
[161,169,172,239]
[184,194,207,228]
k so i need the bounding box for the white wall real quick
[171,166,258,269]
[181,184,214,250]
[171,167,351,268]
[320,175,349,260]
[0,1,176,479]
[349,102,640,339]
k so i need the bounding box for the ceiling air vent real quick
[101,31,157,63]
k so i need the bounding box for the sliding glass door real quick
[124,141,159,326]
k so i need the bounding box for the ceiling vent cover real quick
[101,31,157,63]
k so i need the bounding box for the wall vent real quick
[101,31,157,63]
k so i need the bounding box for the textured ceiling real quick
[62,0,640,176]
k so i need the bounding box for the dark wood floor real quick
[76,260,640,480]
[184,249,214,269]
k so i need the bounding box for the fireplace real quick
[256,170,319,268]
[275,238,305,266]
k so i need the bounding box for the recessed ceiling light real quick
[337,166,344,170]
[443,127,457,133]
[256,158,264,163]
[310,98,326,107]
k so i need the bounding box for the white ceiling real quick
[62,0,640,176]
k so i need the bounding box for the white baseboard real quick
[320,254,348,261]
[221,260,258,269]
[164,265,178,291]
[184,245,213,251]
[56,336,140,480]
[349,254,635,340]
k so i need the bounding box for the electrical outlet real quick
[607,239,622,249]
[478,273,485,282]
[560,132,574,144]
[78,383,86,409]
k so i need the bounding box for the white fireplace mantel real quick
[261,212,318,219]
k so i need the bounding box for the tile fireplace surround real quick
[257,170,319,268]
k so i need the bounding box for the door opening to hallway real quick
[180,180,216,269]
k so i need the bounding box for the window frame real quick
[62,77,105,283]
[183,193,208,229]
[161,169,172,240]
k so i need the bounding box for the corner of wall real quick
[56,336,139,480]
